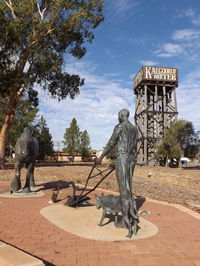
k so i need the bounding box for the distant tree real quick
[63,118,81,155]
[196,150,200,162]
[0,0,104,167]
[34,116,53,161]
[156,120,200,165]
[80,130,91,159]
[184,145,199,160]
[63,119,92,160]
[178,121,200,159]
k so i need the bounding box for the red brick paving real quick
[0,181,200,266]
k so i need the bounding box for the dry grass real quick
[1,163,200,212]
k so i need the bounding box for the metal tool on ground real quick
[51,180,62,203]
[65,164,115,207]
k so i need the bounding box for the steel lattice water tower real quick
[134,66,178,165]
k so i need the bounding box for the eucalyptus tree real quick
[0,0,104,167]
[156,120,200,165]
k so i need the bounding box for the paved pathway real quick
[0,181,200,266]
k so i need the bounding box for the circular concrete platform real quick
[0,186,44,198]
[40,204,159,241]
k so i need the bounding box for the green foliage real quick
[156,121,183,161]
[63,118,91,159]
[0,0,104,165]
[0,0,104,103]
[184,145,199,159]
[178,121,200,159]
[196,150,200,162]
[33,116,54,161]
[63,118,81,153]
[0,97,39,154]
[156,120,200,163]
[80,130,91,159]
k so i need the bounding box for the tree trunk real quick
[0,136,6,169]
[0,48,30,169]
[0,96,17,169]
[0,117,10,169]
[165,156,168,167]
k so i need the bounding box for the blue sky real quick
[38,0,200,150]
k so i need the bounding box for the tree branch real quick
[37,2,46,21]
[29,26,56,47]
[4,0,17,19]
[17,86,25,99]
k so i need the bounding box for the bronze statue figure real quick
[95,193,122,226]
[96,109,138,237]
[10,127,39,193]
[95,193,138,237]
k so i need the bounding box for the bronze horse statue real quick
[10,127,39,193]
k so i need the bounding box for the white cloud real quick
[177,68,200,131]
[154,29,200,61]
[182,8,200,26]
[139,60,158,66]
[154,43,184,57]
[38,59,135,150]
[172,29,200,41]
[114,0,140,14]
[37,62,200,152]
[160,43,182,54]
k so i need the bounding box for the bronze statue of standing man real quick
[96,109,138,237]
[96,109,137,197]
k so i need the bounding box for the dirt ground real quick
[0,163,200,213]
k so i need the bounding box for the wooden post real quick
[163,86,167,130]
[155,86,158,138]
[173,87,178,120]
[144,85,147,164]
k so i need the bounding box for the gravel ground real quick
[1,163,200,213]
